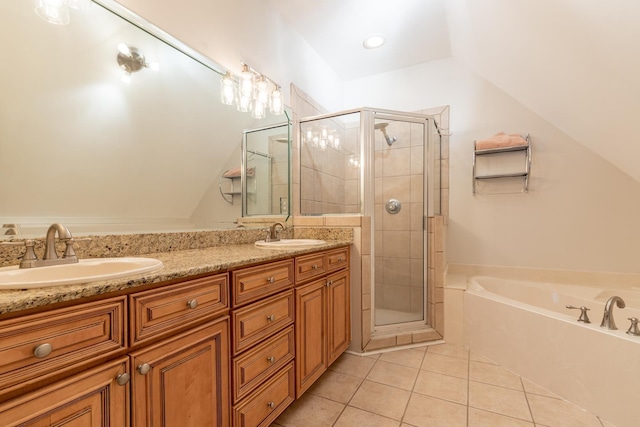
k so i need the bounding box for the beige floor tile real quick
[349,380,412,420]
[469,381,532,422]
[421,352,469,379]
[468,407,534,426]
[334,406,400,427]
[379,347,426,368]
[403,394,467,427]
[469,361,523,391]
[469,351,497,364]
[521,378,560,399]
[367,360,419,390]
[274,393,345,427]
[527,394,602,427]
[426,343,469,359]
[413,370,467,405]
[599,419,617,427]
[329,353,377,378]
[307,370,363,404]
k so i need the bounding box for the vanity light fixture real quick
[363,34,386,49]
[219,62,284,117]
[117,43,159,83]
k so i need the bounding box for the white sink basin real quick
[255,239,326,249]
[0,257,163,289]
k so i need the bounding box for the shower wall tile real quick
[411,231,423,259]
[435,287,444,304]
[411,287,424,314]
[396,333,413,346]
[410,174,424,203]
[410,123,423,147]
[382,258,411,285]
[410,203,423,231]
[362,309,372,349]
[293,216,324,226]
[374,152,383,178]
[382,147,411,177]
[382,175,411,202]
[362,255,371,294]
[411,259,423,287]
[412,329,442,344]
[411,146,423,175]
[374,205,383,231]
[374,178,383,203]
[382,208,411,231]
[361,217,371,256]
[393,124,411,149]
[366,335,398,351]
[382,231,411,258]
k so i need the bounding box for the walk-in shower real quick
[299,108,442,333]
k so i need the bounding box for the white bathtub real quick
[464,276,640,427]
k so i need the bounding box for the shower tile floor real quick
[271,343,615,427]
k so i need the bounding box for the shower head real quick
[374,122,397,146]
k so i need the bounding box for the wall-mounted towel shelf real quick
[219,173,241,204]
[473,134,531,195]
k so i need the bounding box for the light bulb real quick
[252,97,265,119]
[270,87,283,115]
[237,94,251,113]
[239,64,253,99]
[255,77,269,105]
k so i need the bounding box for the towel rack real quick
[472,134,531,195]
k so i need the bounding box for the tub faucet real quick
[600,296,626,330]
[266,222,285,242]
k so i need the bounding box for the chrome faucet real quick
[600,296,626,330]
[266,222,285,242]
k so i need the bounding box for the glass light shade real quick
[34,0,70,25]
[239,65,253,99]
[220,72,236,106]
[252,97,265,119]
[237,94,251,113]
[270,88,284,115]
[255,77,269,105]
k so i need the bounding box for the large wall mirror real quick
[0,0,290,238]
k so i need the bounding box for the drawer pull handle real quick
[266,314,275,322]
[116,372,131,386]
[186,299,199,309]
[137,363,151,375]
[311,264,318,270]
[338,257,344,262]
[267,401,276,410]
[267,356,276,364]
[267,276,276,284]
[325,280,333,287]
[33,343,53,359]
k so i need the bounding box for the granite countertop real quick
[0,240,351,316]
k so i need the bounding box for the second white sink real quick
[0,257,163,289]
[255,239,326,249]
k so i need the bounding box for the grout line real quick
[466,350,470,427]
[521,376,536,425]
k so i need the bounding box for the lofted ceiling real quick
[268,0,640,184]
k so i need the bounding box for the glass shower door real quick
[373,115,427,327]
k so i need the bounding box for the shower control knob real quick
[385,199,402,214]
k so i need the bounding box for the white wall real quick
[345,58,640,274]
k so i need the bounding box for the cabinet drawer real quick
[232,260,293,307]
[232,291,294,355]
[0,297,126,395]
[295,252,327,283]
[233,325,294,403]
[233,362,295,427]
[327,247,349,272]
[130,273,229,344]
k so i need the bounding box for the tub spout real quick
[600,296,625,330]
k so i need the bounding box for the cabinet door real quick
[0,357,129,427]
[294,280,326,398]
[326,270,351,366]
[131,318,230,427]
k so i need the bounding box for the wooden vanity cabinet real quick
[230,260,296,427]
[295,247,350,397]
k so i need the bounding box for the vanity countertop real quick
[0,240,351,316]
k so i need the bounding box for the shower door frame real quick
[364,109,435,334]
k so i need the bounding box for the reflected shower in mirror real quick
[0,0,290,238]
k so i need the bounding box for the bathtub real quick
[464,276,640,427]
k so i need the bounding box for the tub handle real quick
[626,317,640,336]
[566,305,591,323]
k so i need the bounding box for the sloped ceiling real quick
[269,0,640,183]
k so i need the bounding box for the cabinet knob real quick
[186,299,198,309]
[267,356,276,364]
[338,257,344,262]
[325,280,333,287]
[137,363,151,375]
[267,401,276,410]
[266,314,275,322]
[311,264,318,270]
[267,276,276,284]
[33,343,53,359]
[116,372,131,386]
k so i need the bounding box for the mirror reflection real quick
[0,0,290,238]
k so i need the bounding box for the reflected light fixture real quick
[219,62,284,118]
[117,43,158,83]
[363,34,386,49]
[34,0,91,25]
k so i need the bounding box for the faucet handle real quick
[566,305,591,323]
[61,237,91,259]
[1,239,39,268]
[627,317,640,336]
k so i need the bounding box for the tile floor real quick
[271,343,615,427]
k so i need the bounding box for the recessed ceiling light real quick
[363,34,386,49]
